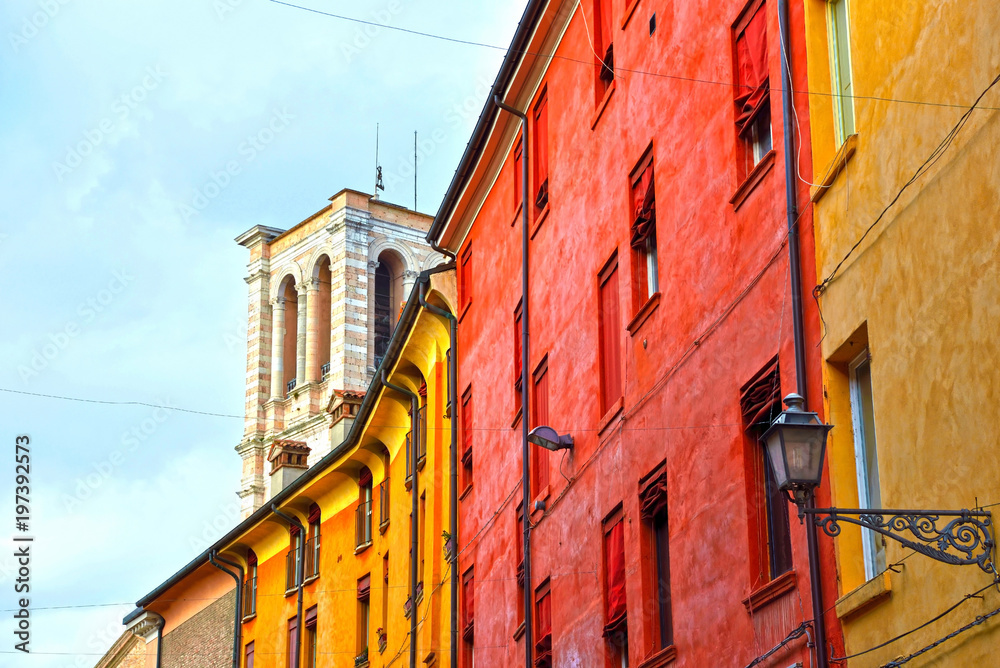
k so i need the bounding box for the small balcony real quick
[241,577,257,619]
[286,378,297,396]
[379,479,390,533]
[303,535,320,581]
[320,362,331,380]
[285,546,299,593]
[355,499,373,550]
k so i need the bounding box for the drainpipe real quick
[430,239,456,262]
[208,550,243,668]
[272,505,305,668]
[152,612,164,668]
[417,279,459,668]
[493,92,533,668]
[215,552,245,668]
[381,370,420,668]
[777,1,828,666]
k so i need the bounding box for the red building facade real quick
[429,0,844,666]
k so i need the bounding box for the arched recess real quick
[278,275,299,393]
[373,249,406,368]
[311,253,333,381]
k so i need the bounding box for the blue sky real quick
[0,0,521,663]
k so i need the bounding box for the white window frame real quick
[645,233,659,297]
[849,349,885,579]
[827,0,855,144]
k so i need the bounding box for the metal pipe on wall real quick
[208,550,243,668]
[380,370,420,668]
[493,92,533,668]
[777,0,828,665]
[417,279,459,668]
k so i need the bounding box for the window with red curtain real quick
[533,90,549,214]
[245,641,254,668]
[462,567,475,634]
[630,148,658,309]
[598,255,623,416]
[461,387,473,493]
[531,357,550,497]
[603,510,628,665]
[594,0,615,93]
[460,244,472,312]
[287,616,298,668]
[534,579,553,668]
[733,0,772,174]
[514,299,523,395]
[514,139,523,213]
[639,463,673,651]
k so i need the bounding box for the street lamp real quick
[527,426,574,452]
[764,393,995,572]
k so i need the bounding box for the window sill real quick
[637,645,678,668]
[423,650,437,666]
[511,203,523,227]
[513,620,526,641]
[627,292,661,337]
[302,573,319,586]
[591,79,617,130]
[379,519,390,535]
[531,204,550,240]
[810,133,858,204]
[354,541,373,556]
[599,397,624,435]
[459,483,473,501]
[741,570,796,613]
[285,587,297,598]
[621,0,642,29]
[835,569,892,620]
[511,404,523,429]
[241,613,256,624]
[730,149,776,211]
[458,301,471,324]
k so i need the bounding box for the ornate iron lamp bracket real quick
[803,508,995,573]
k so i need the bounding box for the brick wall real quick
[161,588,236,668]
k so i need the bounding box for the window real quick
[357,468,373,548]
[460,244,472,313]
[245,641,254,668]
[531,357,550,497]
[515,503,526,626]
[243,550,258,619]
[533,89,550,215]
[827,0,855,142]
[598,255,623,416]
[514,299,523,396]
[638,464,673,651]
[418,492,426,593]
[382,552,390,641]
[740,359,793,585]
[462,566,475,666]
[514,138,524,213]
[850,350,885,579]
[603,508,628,667]
[462,386,474,494]
[357,574,371,660]
[629,148,658,309]
[286,526,302,591]
[379,475,391,531]
[305,504,320,580]
[534,579,553,668]
[287,616,298,668]
[733,0,772,177]
[304,606,318,668]
[593,0,615,98]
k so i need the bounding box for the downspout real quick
[417,279,459,668]
[208,550,243,668]
[152,612,164,668]
[381,370,420,668]
[430,239,456,262]
[215,552,245,668]
[493,93,533,668]
[777,1,828,667]
[272,505,305,668]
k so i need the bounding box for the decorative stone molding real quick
[125,611,163,644]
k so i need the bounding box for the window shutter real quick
[463,390,473,455]
[630,155,656,250]
[514,140,523,209]
[534,93,549,208]
[735,5,770,135]
[307,503,321,525]
[246,549,257,568]
[603,520,628,636]
[599,262,622,413]
[290,524,300,537]
[357,574,371,600]
[739,358,781,431]
[639,468,669,522]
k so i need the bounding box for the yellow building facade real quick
[126,268,458,668]
[804,0,1000,664]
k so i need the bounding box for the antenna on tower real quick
[374,123,385,199]
[414,130,418,211]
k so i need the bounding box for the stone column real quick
[295,282,308,384]
[402,269,418,302]
[270,297,286,399]
[304,278,321,384]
